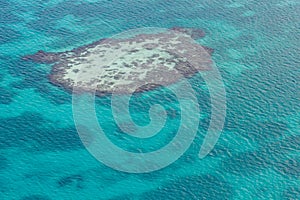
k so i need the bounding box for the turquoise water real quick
[0,0,299,199]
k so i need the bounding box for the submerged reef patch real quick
[220,134,300,176]
[170,27,206,39]
[24,27,213,95]
[0,155,8,170]
[21,195,51,200]
[0,87,14,105]
[141,175,232,199]
[57,174,84,189]
[282,187,300,200]
[0,112,83,151]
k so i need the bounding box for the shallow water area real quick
[0,0,299,199]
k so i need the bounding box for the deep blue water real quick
[0,0,299,199]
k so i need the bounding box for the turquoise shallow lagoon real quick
[0,0,299,199]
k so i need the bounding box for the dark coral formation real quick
[141,175,233,199]
[57,174,84,189]
[170,27,206,40]
[0,87,15,104]
[0,112,83,151]
[21,195,51,200]
[220,134,300,176]
[22,38,107,64]
[202,46,214,55]
[23,50,61,64]
[0,155,8,170]
[282,187,300,200]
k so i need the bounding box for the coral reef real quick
[24,27,213,95]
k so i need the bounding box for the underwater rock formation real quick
[57,174,84,188]
[24,27,213,95]
[170,27,206,39]
[23,50,61,64]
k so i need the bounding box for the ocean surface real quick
[0,0,299,199]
